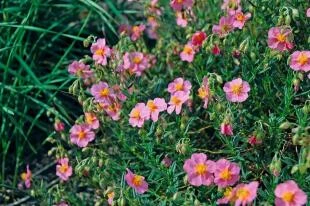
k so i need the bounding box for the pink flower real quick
[275,180,307,206]
[146,16,159,39]
[180,44,195,62]
[104,102,122,121]
[70,124,95,147]
[167,91,189,114]
[20,164,32,189]
[168,77,192,95]
[68,61,93,79]
[55,202,69,206]
[223,78,250,102]
[56,158,73,181]
[146,98,167,122]
[214,159,240,188]
[130,24,145,41]
[90,81,114,104]
[162,155,173,167]
[54,120,65,132]
[107,192,114,205]
[307,8,310,17]
[191,31,207,47]
[221,0,241,15]
[183,153,215,186]
[212,44,221,56]
[233,11,251,29]
[233,181,259,206]
[198,77,211,108]
[268,27,294,52]
[170,0,193,11]
[85,112,99,129]
[221,123,234,136]
[90,38,111,65]
[129,103,150,127]
[217,187,235,205]
[125,169,148,194]
[212,16,235,37]
[118,24,131,35]
[176,11,188,27]
[123,52,149,76]
[248,135,262,146]
[289,51,310,72]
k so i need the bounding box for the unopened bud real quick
[279,122,292,130]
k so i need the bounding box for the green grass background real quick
[0,0,134,189]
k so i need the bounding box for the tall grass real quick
[0,0,134,189]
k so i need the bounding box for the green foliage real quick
[2,0,310,205]
[0,0,133,191]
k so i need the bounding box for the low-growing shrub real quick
[20,0,310,205]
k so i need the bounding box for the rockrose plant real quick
[23,0,309,205]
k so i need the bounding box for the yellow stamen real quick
[219,168,232,180]
[108,192,115,199]
[100,88,110,97]
[195,163,207,175]
[183,45,193,55]
[198,87,208,99]
[236,187,250,201]
[95,48,105,56]
[282,192,294,203]
[276,33,286,43]
[132,175,143,186]
[236,13,245,21]
[59,164,69,173]
[133,56,142,64]
[131,109,140,118]
[231,84,242,95]
[147,101,157,112]
[297,53,308,66]
[171,96,182,105]
[78,131,86,140]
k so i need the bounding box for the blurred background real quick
[0,0,137,201]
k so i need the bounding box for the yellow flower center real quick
[108,192,115,199]
[222,24,231,33]
[276,33,286,43]
[195,163,207,175]
[21,172,28,181]
[59,164,69,173]
[198,87,208,99]
[183,45,193,55]
[85,114,94,124]
[297,53,308,66]
[147,101,158,112]
[231,84,242,95]
[177,0,184,3]
[100,88,110,97]
[131,109,140,118]
[132,175,143,186]
[175,83,183,91]
[219,168,232,181]
[78,131,86,140]
[95,48,105,56]
[282,192,294,203]
[132,26,140,33]
[236,187,250,201]
[133,56,142,64]
[236,13,245,21]
[171,96,182,105]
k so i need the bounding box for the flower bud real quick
[292,8,299,18]
[269,153,281,176]
[279,121,292,130]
